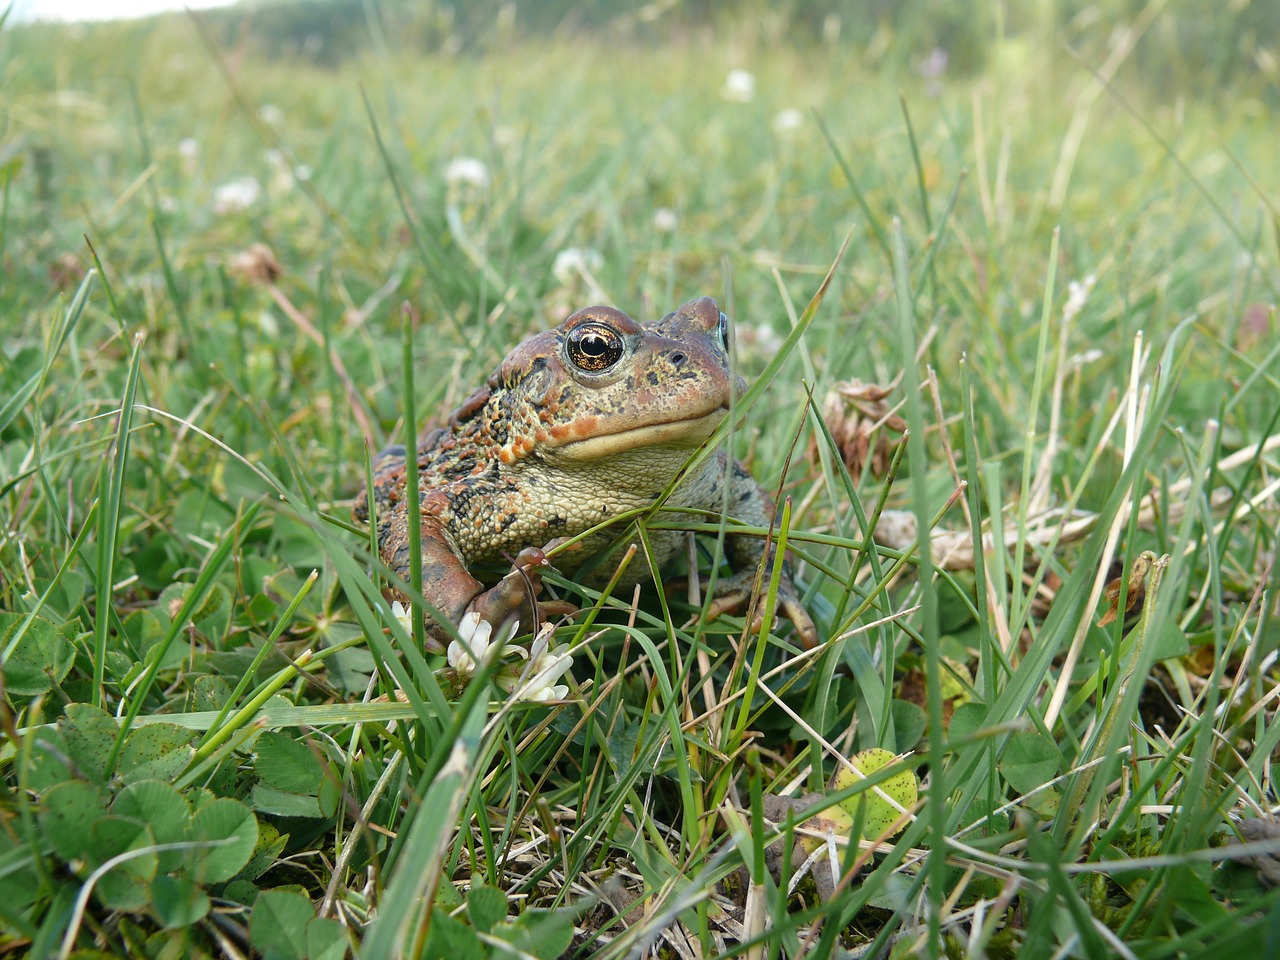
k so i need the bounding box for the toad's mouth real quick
[552,407,729,461]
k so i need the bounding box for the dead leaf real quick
[229,243,283,286]
[1098,553,1152,627]
[809,379,906,483]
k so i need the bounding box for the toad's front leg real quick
[377,500,566,649]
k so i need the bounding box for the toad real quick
[354,296,817,648]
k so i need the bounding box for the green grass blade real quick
[891,217,945,954]
[91,333,144,707]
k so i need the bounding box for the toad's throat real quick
[551,408,728,461]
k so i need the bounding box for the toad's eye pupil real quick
[568,323,625,371]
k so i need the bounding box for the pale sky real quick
[12,0,236,21]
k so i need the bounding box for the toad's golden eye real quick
[567,323,625,371]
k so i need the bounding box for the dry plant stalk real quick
[872,428,1277,573]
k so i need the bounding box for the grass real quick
[2,3,1279,958]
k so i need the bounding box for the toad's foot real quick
[465,545,577,635]
[693,567,819,648]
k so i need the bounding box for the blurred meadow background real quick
[2,0,1280,957]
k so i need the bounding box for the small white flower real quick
[551,247,603,285]
[390,600,413,634]
[1066,348,1105,371]
[772,108,804,134]
[722,69,756,102]
[1063,273,1097,321]
[751,322,783,354]
[918,48,948,80]
[653,208,678,233]
[444,156,490,190]
[259,104,285,126]
[212,176,261,216]
[918,47,949,95]
[264,150,298,191]
[294,164,313,182]
[178,137,199,175]
[500,623,574,702]
[447,612,525,680]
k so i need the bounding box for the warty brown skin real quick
[353,296,818,649]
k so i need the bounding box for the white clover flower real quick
[772,108,804,134]
[500,623,573,702]
[294,164,313,182]
[751,322,783,354]
[653,208,678,233]
[212,176,261,216]
[1063,273,1097,321]
[264,149,298,191]
[551,247,603,285]
[918,47,948,80]
[444,156,490,190]
[178,137,199,175]
[722,69,756,102]
[390,600,413,634]
[447,612,525,680]
[918,48,949,95]
[259,104,285,126]
[1066,348,1105,371]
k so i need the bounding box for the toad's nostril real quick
[670,352,686,365]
